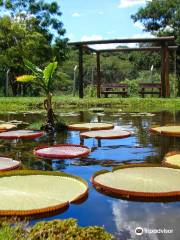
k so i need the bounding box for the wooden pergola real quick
[69,36,177,98]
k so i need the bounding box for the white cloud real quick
[80,32,155,50]
[72,12,80,17]
[118,0,146,8]
[124,32,154,47]
[111,200,180,239]
[132,32,154,38]
[81,35,119,50]
[133,21,144,30]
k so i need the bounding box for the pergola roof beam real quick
[97,46,178,53]
[69,36,175,46]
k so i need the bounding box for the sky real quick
[59,0,153,49]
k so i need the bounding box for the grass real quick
[0,95,180,113]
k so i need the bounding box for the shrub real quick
[0,219,113,240]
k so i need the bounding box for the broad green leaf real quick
[43,61,57,87]
[16,75,36,83]
[24,59,43,77]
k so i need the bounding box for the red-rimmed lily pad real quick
[0,170,88,217]
[80,127,132,139]
[0,130,43,140]
[0,157,20,171]
[92,164,180,201]
[68,123,114,131]
[150,126,180,137]
[34,144,90,159]
[163,152,180,169]
[0,124,16,133]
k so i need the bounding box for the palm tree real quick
[17,60,58,131]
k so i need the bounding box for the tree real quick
[0,0,68,95]
[17,60,58,131]
[131,0,180,95]
[0,16,52,95]
[131,0,180,43]
[0,0,67,46]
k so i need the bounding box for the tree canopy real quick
[131,0,180,44]
[0,0,68,95]
[0,0,66,44]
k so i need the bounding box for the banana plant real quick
[16,60,58,130]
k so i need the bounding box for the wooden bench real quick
[101,84,128,98]
[139,83,162,98]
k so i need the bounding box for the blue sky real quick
[59,0,152,47]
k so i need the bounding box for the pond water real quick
[0,110,180,240]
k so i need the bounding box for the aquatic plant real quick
[16,60,58,132]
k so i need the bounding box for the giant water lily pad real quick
[0,170,88,216]
[163,152,180,168]
[150,126,180,137]
[0,157,20,171]
[0,124,16,133]
[80,127,132,139]
[0,130,43,140]
[92,164,180,201]
[34,144,90,159]
[68,123,114,131]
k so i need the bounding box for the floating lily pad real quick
[0,124,16,132]
[150,126,180,137]
[163,152,180,168]
[59,112,80,117]
[92,164,180,201]
[80,127,132,139]
[68,123,114,131]
[89,108,104,113]
[0,157,20,171]
[0,170,88,216]
[0,130,43,140]
[8,120,29,126]
[34,144,90,159]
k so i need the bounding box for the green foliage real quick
[17,60,58,94]
[0,0,67,45]
[54,71,73,93]
[0,0,68,96]
[84,85,97,97]
[0,222,26,240]
[0,15,52,96]
[0,219,112,240]
[131,0,180,95]
[131,0,180,43]
[29,219,112,240]
[0,96,180,113]
[16,75,36,83]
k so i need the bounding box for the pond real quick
[0,110,180,240]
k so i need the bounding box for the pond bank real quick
[0,96,180,113]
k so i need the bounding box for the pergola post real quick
[161,41,170,98]
[96,52,101,98]
[78,46,84,98]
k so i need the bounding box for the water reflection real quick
[111,200,180,240]
[0,110,179,239]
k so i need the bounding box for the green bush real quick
[0,219,113,240]
[84,85,97,97]
[0,222,27,240]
